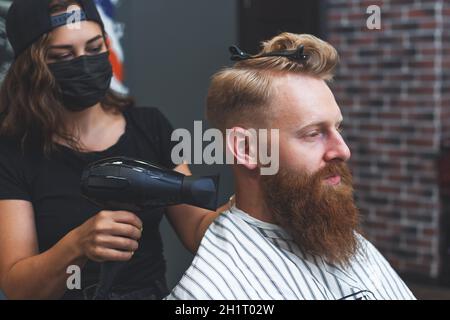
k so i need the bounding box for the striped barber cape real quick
[166,206,416,300]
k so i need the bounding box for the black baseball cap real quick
[6,0,105,58]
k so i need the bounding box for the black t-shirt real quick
[0,107,177,299]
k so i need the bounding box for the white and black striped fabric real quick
[166,206,416,300]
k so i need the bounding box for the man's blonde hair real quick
[206,33,339,132]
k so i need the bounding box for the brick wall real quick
[327,0,449,280]
[443,1,450,147]
[440,0,450,284]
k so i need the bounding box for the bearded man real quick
[166,33,415,300]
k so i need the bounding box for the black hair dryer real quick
[80,156,220,299]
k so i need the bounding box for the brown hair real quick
[206,33,339,132]
[0,0,133,155]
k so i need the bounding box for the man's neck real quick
[234,170,276,224]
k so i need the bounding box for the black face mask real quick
[48,51,113,112]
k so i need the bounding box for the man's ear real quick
[226,127,258,170]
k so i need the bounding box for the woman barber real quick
[0,0,222,300]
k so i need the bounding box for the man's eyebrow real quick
[48,35,103,50]
[298,118,344,131]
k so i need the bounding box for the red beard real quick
[261,161,360,266]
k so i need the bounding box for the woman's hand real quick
[74,210,143,262]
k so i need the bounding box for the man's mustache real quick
[314,161,352,182]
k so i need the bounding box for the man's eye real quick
[306,131,321,138]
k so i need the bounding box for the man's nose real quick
[324,131,351,162]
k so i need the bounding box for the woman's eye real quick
[48,53,72,61]
[88,46,102,54]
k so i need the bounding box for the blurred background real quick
[1,0,449,300]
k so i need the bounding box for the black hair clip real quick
[229,44,309,62]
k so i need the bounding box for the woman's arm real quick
[0,200,87,300]
[0,201,142,300]
[165,164,230,254]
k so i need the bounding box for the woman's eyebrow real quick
[85,35,103,45]
[48,43,72,50]
[48,35,103,50]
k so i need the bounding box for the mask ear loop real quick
[229,44,309,63]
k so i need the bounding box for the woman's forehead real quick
[48,20,103,47]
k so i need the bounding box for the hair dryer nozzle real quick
[181,175,220,211]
